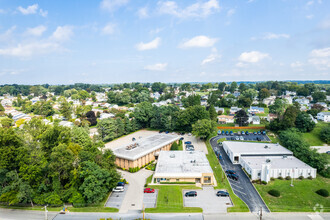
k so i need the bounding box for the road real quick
[210,136,270,213]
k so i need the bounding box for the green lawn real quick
[302,122,328,146]
[205,137,249,212]
[145,185,203,213]
[255,176,330,212]
[146,174,153,185]
[326,153,330,164]
[256,108,269,117]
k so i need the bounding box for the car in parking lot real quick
[222,130,225,135]
[216,191,229,197]
[225,170,236,175]
[227,173,239,181]
[230,131,234,136]
[117,182,125,187]
[188,133,192,136]
[112,186,124,192]
[257,131,261,135]
[180,137,184,141]
[235,136,239,140]
[217,130,221,135]
[262,130,266,135]
[253,131,257,135]
[237,131,241,135]
[186,145,194,151]
[241,131,245,135]
[184,141,192,145]
[185,191,197,197]
[144,188,155,193]
[240,136,244,141]
[245,131,249,135]
[225,131,229,135]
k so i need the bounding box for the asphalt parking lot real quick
[143,189,158,208]
[183,187,232,214]
[105,185,128,209]
[217,133,271,142]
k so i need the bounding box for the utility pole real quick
[44,206,48,220]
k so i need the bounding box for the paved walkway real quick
[118,168,153,213]
[311,146,330,153]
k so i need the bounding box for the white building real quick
[222,141,316,182]
[317,112,330,122]
[249,115,260,124]
[100,113,115,119]
[295,98,309,105]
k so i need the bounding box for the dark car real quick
[185,191,197,197]
[222,130,225,135]
[184,141,192,145]
[180,137,184,141]
[117,182,125,187]
[327,151,330,154]
[227,173,239,181]
[165,131,169,134]
[245,131,249,135]
[230,131,234,136]
[231,137,234,140]
[225,170,236,175]
[257,131,261,135]
[216,191,229,197]
[159,131,163,133]
[253,132,257,135]
[262,130,266,135]
[225,131,229,135]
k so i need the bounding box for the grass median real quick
[145,185,203,213]
[205,136,249,212]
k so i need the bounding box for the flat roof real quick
[113,134,180,161]
[241,156,315,170]
[223,141,292,156]
[154,151,213,178]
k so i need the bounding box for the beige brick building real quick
[114,134,180,169]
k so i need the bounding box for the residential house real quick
[100,113,115,119]
[317,112,330,122]
[217,115,235,124]
[295,98,309,105]
[316,102,327,109]
[230,107,241,115]
[263,96,276,106]
[249,115,260,125]
[248,106,264,114]
[214,107,225,114]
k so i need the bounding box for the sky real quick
[0,0,329,84]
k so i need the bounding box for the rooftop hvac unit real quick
[170,154,175,158]
[283,155,287,159]
[264,145,269,149]
[266,159,271,163]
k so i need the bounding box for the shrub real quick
[268,189,280,197]
[171,142,179,150]
[308,176,313,180]
[320,126,330,144]
[316,189,329,197]
[298,176,304,180]
[285,176,291,180]
[270,177,275,181]
[144,184,148,187]
[261,181,267,185]
[278,176,283,180]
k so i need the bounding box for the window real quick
[176,179,179,182]
[258,172,261,176]
[203,176,211,183]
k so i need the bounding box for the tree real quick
[86,111,97,126]
[134,102,154,128]
[0,118,14,128]
[258,88,270,101]
[182,95,201,107]
[170,142,179,150]
[295,112,315,132]
[320,126,330,144]
[238,97,252,107]
[0,103,4,112]
[229,82,237,93]
[238,83,248,93]
[235,109,249,126]
[192,119,217,139]
[242,89,258,100]
[312,92,326,103]
[0,127,22,171]
[282,105,299,129]
[269,98,287,116]
[176,105,209,132]
[60,99,72,120]
[151,82,166,93]
[297,87,309,96]
[180,83,191,91]
[208,105,217,121]
[218,82,226,92]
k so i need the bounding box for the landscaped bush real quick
[308,176,313,180]
[278,176,283,180]
[270,177,275,181]
[298,176,304,180]
[268,189,280,197]
[159,181,195,184]
[316,189,329,197]
[285,176,291,180]
[261,181,267,185]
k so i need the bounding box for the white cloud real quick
[180,35,218,48]
[137,7,148,18]
[144,63,167,71]
[39,9,48,17]
[157,0,220,18]
[291,61,304,71]
[201,48,221,65]
[25,25,47,36]
[227,9,235,17]
[136,37,161,51]
[100,0,129,12]
[51,26,73,42]
[309,47,330,69]
[252,32,290,40]
[17,4,38,15]
[238,51,269,63]
[306,14,314,19]
[102,23,116,35]
[319,19,330,29]
[0,42,61,57]
[149,28,164,35]
[0,26,16,41]
[0,69,26,76]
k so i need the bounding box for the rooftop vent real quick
[264,145,269,149]
[266,159,271,163]
[126,143,139,150]
[283,155,287,159]
[170,154,175,158]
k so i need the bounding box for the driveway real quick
[118,168,154,213]
[311,146,330,153]
[143,189,158,208]
[105,185,128,209]
[210,136,270,213]
[183,187,232,214]
[182,134,208,153]
[217,133,271,142]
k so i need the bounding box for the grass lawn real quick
[206,136,249,212]
[145,185,203,213]
[326,153,330,164]
[302,122,328,146]
[146,174,153,185]
[254,175,330,212]
[256,108,269,117]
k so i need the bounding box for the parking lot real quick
[105,185,128,209]
[217,133,271,142]
[183,187,232,214]
[143,189,158,208]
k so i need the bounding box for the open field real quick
[302,122,328,146]
[205,137,249,212]
[254,176,330,212]
[145,185,203,213]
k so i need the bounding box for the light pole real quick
[42,206,48,220]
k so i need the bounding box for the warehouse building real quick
[153,151,215,186]
[114,134,180,169]
[222,141,317,182]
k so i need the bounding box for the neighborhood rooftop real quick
[113,134,180,161]
[223,141,293,155]
[154,151,213,178]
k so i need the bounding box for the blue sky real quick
[0,0,329,84]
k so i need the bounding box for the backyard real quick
[302,122,328,146]
[254,175,330,212]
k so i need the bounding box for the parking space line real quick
[230,182,243,190]
[232,188,247,195]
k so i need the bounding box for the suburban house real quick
[153,151,215,186]
[99,113,115,120]
[295,98,310,105]
[113,134,180,169]
[217,115,235,124]
[233,91,240,98]
[214,107,225,114]
[317,112,330,122]
[248,115,260,124]
[248,106,264,114]
[230,107,241,115]
[316,102,327,109]
[263,96,276,106]
[222,141,317,182]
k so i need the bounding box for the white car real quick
[112,186,124,192]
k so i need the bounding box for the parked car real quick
[237,131,241,135]
[262,131,266,135]
[165,131,169,134]
[253,132,257,135]
[222,130,225,135]
[112,186,124,192]
[185,191,197,197]
[186,145,195,151]
[185,141,192,145]
[144,188,155,193]
[227,173,239,181]
[235,136,239,141]
[180,137,184,141]
[188,133,192,136]
[256,137,261,141]
[257,131,261,135]
[216,191,229,197]
[241,131,245,135]
[117,182,125,187]
[230,131,234,136]
[230,137,234,140]
[245,131,249,135]
[225,170,236,175]
[225,131,229,135]
[159,131,163,133]
[327,151,330,154]
[217,130,221,135]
